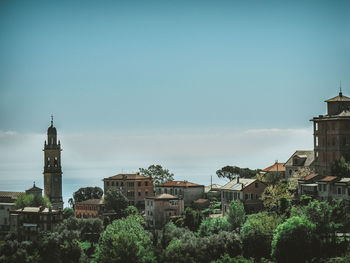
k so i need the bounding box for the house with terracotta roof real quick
[316,176,339,201]
[333,178,350,201]
[263,162,286,173]
[220,178,266,215]
[155,180,204,207]
[284,150,315,178]
[103,173,154,208]
[297,174,323,197]
[74,199,104,219]
[145,193,184,228]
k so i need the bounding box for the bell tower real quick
[43,115,63,209]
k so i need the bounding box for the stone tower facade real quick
[312,90,350,175]
[43,116,63,209]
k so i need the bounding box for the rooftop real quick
[299,173,319,181]
[325,93,350,102]
[104,173,151,180]
[0,191,24,200]
[263,162,286,172]
[12,206,60,213]
[75,199,104,205]
[158,180,203,187]
[284,150,314,167]
[147,193,179,200]
[221,178,257,191]
[319,176,338,182]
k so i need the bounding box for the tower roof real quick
[325,92,350,102]
[47,115,57,135]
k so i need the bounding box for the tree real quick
[139,165,174,186]
[261,183,292,211]
[72,186,103,204]
[183,207,203,232]
[271,216,317,263]
[227,201,246,231]
[197,216,231,237]
[241,212,279,259]
[94,215,156,263]
[104,188,129,219]
[62,207,74,219]
[14,194,51,209]
[216,166,259,181]
[331,157,350,178]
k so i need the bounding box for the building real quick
[284,150,315,178]
[311,91,350,175]
[333,178,350,201]
[155,181,204,207]
[74,199,104,219]
[317,176,339,201]
[43,116,63,209]
[263,162,286,174]
[221,178,266,215]
[298,173,323,197]
[0,191,23,239]
[9,207,63,241]
[145,194,184,228]
[103,173,154,207]
[25,183,43,198]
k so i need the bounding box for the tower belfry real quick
[43,116,63,209]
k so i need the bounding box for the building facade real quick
[145,194,184,228]
[312,91,350,175]
[0,191,23,239]
[43,117,63,209]
[155,181,204,207]
[10,207,63,241]
[74,199,104,219]
[103,173,154,207]
[221,178,266,215]
[284,150,315,178]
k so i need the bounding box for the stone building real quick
[103,173,154,207]
[9,207,63,241]
[74,199,104,219]
[25,183,43,198]
[155,181,204,207]
[0,191,23,239]
[221,178,266,215]
[311,91,350,175]
[145,194,184,228]
[284,150,315,178]
[43,116,63,209]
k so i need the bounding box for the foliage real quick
[261,183,292,211]
[139,164,174,186]
[299,194,313,206]
[0,239,40,263]
[125,206,139,216]
[73,187,103,204]
[63,207,75,219]
[94,215,156,263]
[216,166,259,181]
[14,194,51,209]
[198,216,231,237]
[183,207,203,232]
[287,167,313,193]
[227,201,246,231]
[211,254,255,263]
[241,212,279,259]
[331,156,350,178]
[104,188,129,219]
[271,216,317,263]
[277,197,291,215]
[257,171,284,186]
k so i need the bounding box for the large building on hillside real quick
[155,181,204,207]
[284,150,315,178]
[43,116,63,210]
[312,91,350,175]
[103,173,154,207]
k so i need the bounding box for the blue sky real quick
[0,0,349,206]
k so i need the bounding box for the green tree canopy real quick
[14,194,51,209]
[216,166,260,181]
[241,212,279,259]
[94,215,156,263]
[227,200,246,231]
[62,207,74,219]
[139,164,174,186]
[261,183,292,211]
[183,207,203,232]
[104,188,129,220]
[72,186,103,204]
[331,156,350,178]
[271,216,317,263]
[198,216,231,237]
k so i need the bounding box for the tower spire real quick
[339,81,342,97]
[51,114,54,126]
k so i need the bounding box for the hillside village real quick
[1,91,350,262]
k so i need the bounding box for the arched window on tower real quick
[47,157,50,167]
[54,157,58,167]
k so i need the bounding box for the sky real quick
[0,0,349,206]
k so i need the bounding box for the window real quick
[138,182,141,187]
[54,157,58,167]
[112,182,114,186]
[128,182,134,187]
[116,182,119,186]
[316,136,319,147]
[138,191,141,197]
[175,189,178,195]
[318,184,322,191]
[337,187,342,195]
[165,189,168,194]
[145,182,148,186]
[47,157,50,167]
[245,194,248,200]
[170,189,174,194]
[255,182,258,188]
[315,123,318,131]
[145,191,148,196]
[106,181,110,186]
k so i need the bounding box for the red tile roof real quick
[147,194,178,200]
[301,174,319,181]
[104,173,151,180]
[320,176,338,182]
[158,181,203,187]
[263,163,286,172]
